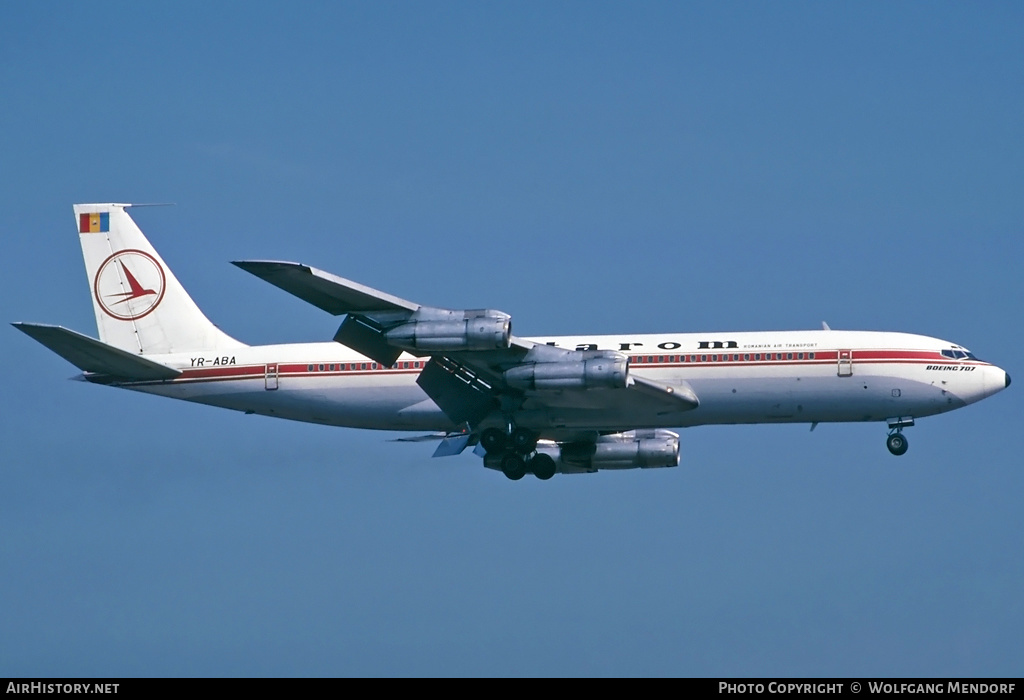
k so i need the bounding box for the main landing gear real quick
[886,417,914,456]
[481,427,557,481]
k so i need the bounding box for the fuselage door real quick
[837,350,853,377]
[265,363,279,390]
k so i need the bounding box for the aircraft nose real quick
[988,366,1010,396]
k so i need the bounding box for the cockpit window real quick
[941,350,956,359]
[942,349,979,360]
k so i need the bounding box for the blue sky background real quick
[1,2,1021,677]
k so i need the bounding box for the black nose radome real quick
[1006,372,1012,388]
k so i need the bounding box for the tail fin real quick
[74,203,245,355]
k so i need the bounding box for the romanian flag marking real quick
[79,212,109,233]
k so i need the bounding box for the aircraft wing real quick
[234,260,698,430]
[231,261,418,315]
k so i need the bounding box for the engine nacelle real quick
[554,430,680,471]
[504,352,629,390]
[385,310,511,352]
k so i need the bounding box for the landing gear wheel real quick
[886,432,909,456]
[510,428,538,455]
[530,453,557,480]
[481,428,508,454]
[501,452,527,480]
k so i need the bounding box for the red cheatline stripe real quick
[178,365,264,379]
[125,350,978,386]
[855,350,942,361]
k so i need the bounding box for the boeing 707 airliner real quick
[13,204,1010,480]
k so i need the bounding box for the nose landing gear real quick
[886,431,909,456]
[885,417,914,456]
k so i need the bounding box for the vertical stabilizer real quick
[74,203,245,354]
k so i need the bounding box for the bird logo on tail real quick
[93,250,166,320]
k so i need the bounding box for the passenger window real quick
[307,364,313,372]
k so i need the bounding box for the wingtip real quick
[231,260,274,276]
[232,259,309,271]
[11,321,51,333]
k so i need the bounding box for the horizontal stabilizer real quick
[389,427,475,457]
[432,432,473,457]
[232,260,418,315]
[12,323,181,380]
[389,432,450,443]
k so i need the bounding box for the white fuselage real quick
[113,329,1007,438]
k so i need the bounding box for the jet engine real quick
[503,351,629,390]
[385,309,511,352]
[550,430,680,471]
